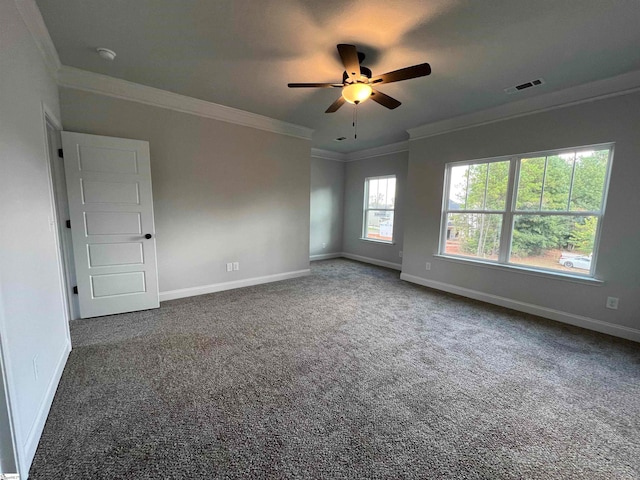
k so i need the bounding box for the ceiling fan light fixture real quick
[342,83,372,104]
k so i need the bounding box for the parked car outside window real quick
[559,254,591,270]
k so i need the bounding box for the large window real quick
[441,144,613,276]
[363,175,396,243]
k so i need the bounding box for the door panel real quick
[82,180,140,204]
[88,243,144,267]
[62,132,159,318]
[91,272,146,297]
[78,145,139,173]
[84,212,142,235]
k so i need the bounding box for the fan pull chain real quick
[353,105,358,140]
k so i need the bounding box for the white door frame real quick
[43,106,79,323]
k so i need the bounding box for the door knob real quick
[145,234,152,239]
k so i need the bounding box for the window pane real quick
[387,177,396,208]
[509,215,598,273]
[365,210,394,242]
[485,161,510,210]
[368,178,380,208]
[367,177,396,209]
[541,154,572,211]
[465,163,488,210]
[445,213,502,260]
[570,149,609,211]
[448,161,508,211]
[449,165,469,210]
[516,156,545,210]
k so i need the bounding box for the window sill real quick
[433,254,604,286]
[359,238,395,245]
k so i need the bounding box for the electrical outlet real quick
[32,355,39,381]
[606,297,619,310]
[425,262,431,271]
[399,251,403,258]
[322,242,326,249]
[233,262,239,271]
[226,263,233,272]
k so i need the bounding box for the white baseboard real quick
[22,340,71,473]
[401,273,640,343]
[341,253,402,271]
[310,253,342,261]
[159,269,311,302]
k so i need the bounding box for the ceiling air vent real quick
[504,78,545,95]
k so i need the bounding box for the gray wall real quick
[403,91,640,329]
[60,88,311,294]
[310,156,344,257]
[343,152,409,265]
[0,0,69,474]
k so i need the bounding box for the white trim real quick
[42,103,75,339]
[22,341,71,472]
[341,253,402,271]
[313,141,410,163]
[408,70,640,141]
[400,273,640,343]
[310,253,342,261]
[159,269,311,302]
[311,148,348,162]
[14,0,61,77]
[346,140,409,162]
[433,254,603,286]
[57,66,314,140]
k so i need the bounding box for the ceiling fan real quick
[288,44,431,113]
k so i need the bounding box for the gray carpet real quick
[30,259,640,479]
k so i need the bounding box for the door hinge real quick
[57,148,64,158]
[73,286,78,294]
[66,220,71,229]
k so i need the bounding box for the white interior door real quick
[62,132,159,319]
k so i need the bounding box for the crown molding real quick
[57,66,314,140]
[14,0,61,76]
[346,140,409,162]
[408,69,640,141]
[312,141,409,162]
[310,148,348,162]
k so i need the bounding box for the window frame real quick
[439,143,614,278]
[362,174,397,244]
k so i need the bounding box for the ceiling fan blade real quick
[288,83,343,88]
[325,96,346,113]
[369,63,431,85]
[370,89,401,109]
[337,44,361,83]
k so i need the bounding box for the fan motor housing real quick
[343,66,372,84]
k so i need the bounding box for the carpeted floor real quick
[30,259,640,479]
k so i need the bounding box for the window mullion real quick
[539,156,548,211]
[440,167,452,254]
[499,157,518,263]
[567,152,577,211]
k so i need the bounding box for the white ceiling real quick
[36,0,640,152]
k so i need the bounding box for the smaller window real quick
[363,175,396,243]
